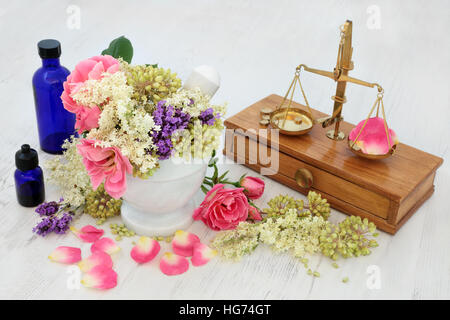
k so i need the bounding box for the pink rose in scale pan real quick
[193,184,249,231]
[77,139,133,199]
[349,117,398,155]
[61,55,120,133]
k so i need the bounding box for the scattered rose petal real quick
[172,230,200,257]
[91,237,121,255]
[130,236,160,264]
[81,265,118,290]
[78,251,113,272]
[191,243,217,267]
[70,225,104,243]
[48,246,81,264]
[160,252,189,276]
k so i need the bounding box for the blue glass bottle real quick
[15,144,45,207]
[33,39,76,154]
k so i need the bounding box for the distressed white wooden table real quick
[0,0,449,299]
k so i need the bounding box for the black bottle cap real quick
[37,39,61,59]
[15,144,39,171]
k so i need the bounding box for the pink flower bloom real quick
[240,176,265,200]
[77,139,132,199]
[248,205,262,221]
[193,184,249,231]
[74,105,102,134]
[61,55,120,133]
[349,117,398,155]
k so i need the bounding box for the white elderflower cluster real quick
[258,210,328,258]
[71,71,133,109]
[45,137,91,207]
[211,210,328,261]
[211,222,260,261]
[212,192,379,266]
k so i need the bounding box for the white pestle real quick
[183,65,220,98]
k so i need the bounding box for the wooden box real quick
[223,94,443,234]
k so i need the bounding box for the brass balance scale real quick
[224,20,443,234]
[268,20,397,160]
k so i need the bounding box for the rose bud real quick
[240,176,265,200]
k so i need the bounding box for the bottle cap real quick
[15,144,39,171]
[37,39,61,59]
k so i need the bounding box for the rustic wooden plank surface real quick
[0,0,449,299]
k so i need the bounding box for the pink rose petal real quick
[191,243,217,267]
[172,230,200,257]
[78,251,113,272]
[130,236,160,264]
[160,252,189,276]
[70,225,104,243]
[48,246,81,264]
[349,117,398,155]
[91,237,121,255]
[81,265,117,290]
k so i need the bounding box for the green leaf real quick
[102,36,133,63]
[212,166,219,183]
[208,157,218,167]
[201,185,209,194]
[203,180,214,187]
[218,170,229,182]
[145,63,158,68]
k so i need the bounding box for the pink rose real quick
[240,176,265,200]
[248,206,262,221]
[77,139,132,199]
[61,55,120,133]
[193,184,249,231]
[75,106,102,135]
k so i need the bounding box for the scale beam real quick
[297,20,384,140]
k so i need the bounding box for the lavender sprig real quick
[33,199,75,237]
[199,108,220,126]
[150,100,191,160]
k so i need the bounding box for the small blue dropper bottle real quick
[15,144,45,207]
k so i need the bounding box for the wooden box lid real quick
[224,94,443,203]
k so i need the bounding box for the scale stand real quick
[276,20,386,142]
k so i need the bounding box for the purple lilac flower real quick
[151,100,191,160]
[199,108,220,126]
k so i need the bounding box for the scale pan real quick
[270,108,314,136]
[347,137,397,160]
